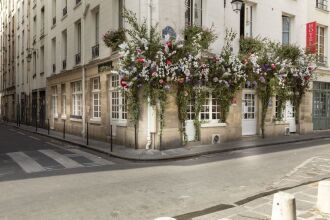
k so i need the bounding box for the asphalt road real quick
[1,123,330,220]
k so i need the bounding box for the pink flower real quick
[166,59,172,65]
[151,72,157,77]
[271,64,276,70]
[136,57,145,63]
[159,79,164,84]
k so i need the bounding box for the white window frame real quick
[71,81,82,117]
[92,77,101,119]
[52,86,58,118]
[244,5,253,37]
[282,15,291,45]
[109,74,127,123]
[316,25,327,66]
[316,0,328,11]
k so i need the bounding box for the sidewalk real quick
[3,121,330,161]
[193,180,330,220]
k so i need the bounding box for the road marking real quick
[67,149,114,166]
[17,131,26,136]
[39,149,83,169]
[29,136,40,141]
[285,157,318,177]
[7,152,46,173]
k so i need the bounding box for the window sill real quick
[61,14,68,21]
[89,118,101,124]
[201,122,227,128]
[315,7,329,13]
[70,118,82,122]
[274,121,289,125]
[111,121,127,127]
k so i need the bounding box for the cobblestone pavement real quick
[194,156,330,220]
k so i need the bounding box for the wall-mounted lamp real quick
[231,0,244,13]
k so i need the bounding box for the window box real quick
[201,122,227,128]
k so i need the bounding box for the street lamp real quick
[231,0,243,13]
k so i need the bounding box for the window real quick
[282,16,290,45]
[316,0,328,11]
[51,38,56,73]
[91,77,101,119]
[72,81,82,117]
[61,84,66,116]
[62,30,67,70]
[40,46,45,74]
[52,0,56,26]
[110,75,127,121]
[92,9,100,59]
[316,25,327,65]
[52,86,58,117]
[185,0,203,27]
[75,20,82,64]
[200,93,220,121]
[62,0,67,16]
[41,7,45,36]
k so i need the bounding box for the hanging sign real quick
[306,21,317,53]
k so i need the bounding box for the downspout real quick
[145,0,155,149]
[81,1,88,138]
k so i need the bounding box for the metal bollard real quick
[47,119,50,135]
[86,122,89,145]
[110,125,113,152]
[63,120,66,139]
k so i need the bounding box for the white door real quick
[242,92,257,136]
[285,101,296,133]
[185,100,196,142]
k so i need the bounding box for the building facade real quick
[0,0,329,150]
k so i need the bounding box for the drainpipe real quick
[81,1,88,138]
[145,0,152,149]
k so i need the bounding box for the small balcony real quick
[75,53,81,65]
[92,44,99,59]
[52,64,56,73]
[63,6,67,17]
[62,59,67,70]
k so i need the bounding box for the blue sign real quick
[162,26,177,40]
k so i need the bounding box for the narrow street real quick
[1,124,330,219]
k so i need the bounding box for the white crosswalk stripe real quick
[66,149,114,166]
[39,149,84,169]
[7,152,46,173]
[4,149,114,174]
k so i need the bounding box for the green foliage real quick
[103,29,126,50]
[183,25,217,53]
[239,37,264,56]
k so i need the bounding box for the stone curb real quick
[5,122,330,162]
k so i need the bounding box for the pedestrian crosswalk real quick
[5,149,114,174]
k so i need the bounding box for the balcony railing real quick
[62,59,67,70]
[316,0,328,10]
[52,64,56,73]
[92,44,99,59]
[75,53,81,65]
[63,6,67,16]
[317,56,328,67]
